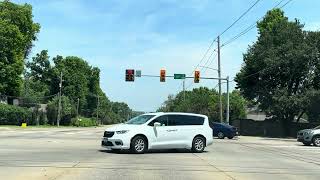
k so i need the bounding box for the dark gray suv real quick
[297,125,320,146]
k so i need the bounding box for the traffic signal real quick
[125,69,135,82]
[194,70,200,83]
[160,69,166,82]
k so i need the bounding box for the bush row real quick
[0,104,32,125]
[71,117,97,127]
[0,104,98,127]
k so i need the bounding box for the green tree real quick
[51,56,91,114]
[0,1,40,99]
[235,9,319,135]
[158,87,247,122]
[225,91,247,121]
[26,50,52,85]
[47,95,75,125]
[304,90,320,123]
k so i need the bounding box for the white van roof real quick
[144,112,208,118]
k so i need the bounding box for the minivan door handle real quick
[167,129,178,132]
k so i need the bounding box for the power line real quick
[223,0,294,84]
[181,0,293,92]
[186,0,263,91]
[189,0,262,76]
[221,0,292,47]
[219,0,262,37]
[189,38,218,75]
[185,51,218,90]
[201,49,218,73]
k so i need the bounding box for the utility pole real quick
[183,80,186,101]
[96,95,100,125]
[226,76,230,124]
[218,36,223,123]
[57,72,63,127]
[76,98,80,118]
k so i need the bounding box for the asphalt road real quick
[0,126,320,180]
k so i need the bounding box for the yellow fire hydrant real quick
[21,123,27,128]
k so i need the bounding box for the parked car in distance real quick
[101,112,214,153]
[297,125,320,147]
[209,122,238,139]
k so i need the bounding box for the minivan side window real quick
[148,115,168,126]
[168,115,204,126]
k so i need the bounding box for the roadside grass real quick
[0,124,104,129]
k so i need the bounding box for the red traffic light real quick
[125,69,135,82]
[160,69,166,82]
[194,70,200,83]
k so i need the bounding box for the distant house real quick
[246,106,267,121]
[246,106,309,123]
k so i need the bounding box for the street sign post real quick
[174,74,186,79]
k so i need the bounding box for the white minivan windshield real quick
[125,115,155,125]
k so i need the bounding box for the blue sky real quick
[12,0,320,112]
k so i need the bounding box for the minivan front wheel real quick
[192,136,205,153]
[130,136,147,153]
[313,136,320,147]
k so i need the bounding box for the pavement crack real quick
[192,153,236,180]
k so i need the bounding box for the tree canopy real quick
[158,87,247,122]
[235,8,320,134]
[0,0,40,98]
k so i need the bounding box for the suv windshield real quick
[314,125,320,130]
[125,115,155,125]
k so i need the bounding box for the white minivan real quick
[101,112,213,153]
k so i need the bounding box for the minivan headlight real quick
[116,130,129,134]
[305,131,313,135]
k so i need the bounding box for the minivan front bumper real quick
[297,132,313,143]
[101,129,132,151]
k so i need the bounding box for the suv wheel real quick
[192,136,205,153]
[131,136,147,153]
[312,136,320,147]
[217,132,225,139]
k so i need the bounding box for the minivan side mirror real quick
[154,122,161,127]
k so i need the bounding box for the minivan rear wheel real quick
[130,136,147,153]
[192,136,205,153]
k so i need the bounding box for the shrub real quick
[71,117,97,127]
[0,104,32,125]
[47,96,75,125]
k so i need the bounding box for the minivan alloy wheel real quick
[194,138,204,151]
[192,137,205,153]
[135,139,145,152]
[313,136,320,147]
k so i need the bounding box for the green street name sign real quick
[174,74,186,79]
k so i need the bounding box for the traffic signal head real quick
[160,69,166,82]
[125,69,135,82]
[194,70,200,83]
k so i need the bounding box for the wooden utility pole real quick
[183,79,186,101]
[226,76,230,124]
[76,98,80,118]
[57,72,63,127]
[96,95,100,125]
[218,36,223,123]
